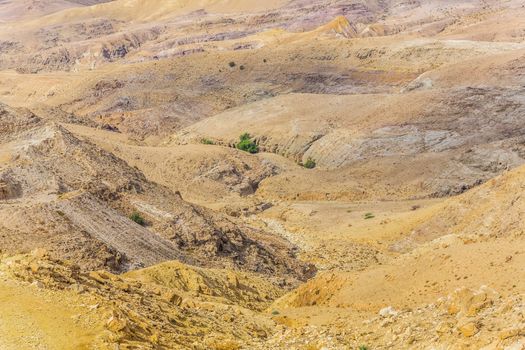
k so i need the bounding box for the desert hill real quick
[0,102,312,284]
[269,164,525,348]
[1,0,525,349]
[0,0,112,21]
[0,250,286,349]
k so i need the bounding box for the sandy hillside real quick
[1,0,525,349]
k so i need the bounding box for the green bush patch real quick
[130,212,146,226]
[236,133,259,154]
[303,158,316,169]
[200,138,215,145]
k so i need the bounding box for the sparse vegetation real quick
[200,138,215,145]
[228,61,236,67]
[130,212,146,226]
[239,65,245,70]
[303,157,316,169]
[236,133,259,154]
[364,212,375,220]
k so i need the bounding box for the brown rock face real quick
[0,180,21,200]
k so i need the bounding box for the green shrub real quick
[303,158,316,169]
[236,133,259,154]
[359,346,369,350]
[228,61,236,67]
[364,213,375,220]
[239,65,245,70]
[130,212,146,226]
[200,138,215,145]
[271,310,280,315]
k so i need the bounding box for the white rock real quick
[379,306,398,318]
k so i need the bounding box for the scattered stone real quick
[379,306,398,318]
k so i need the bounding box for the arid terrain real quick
[1,0,525,349]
